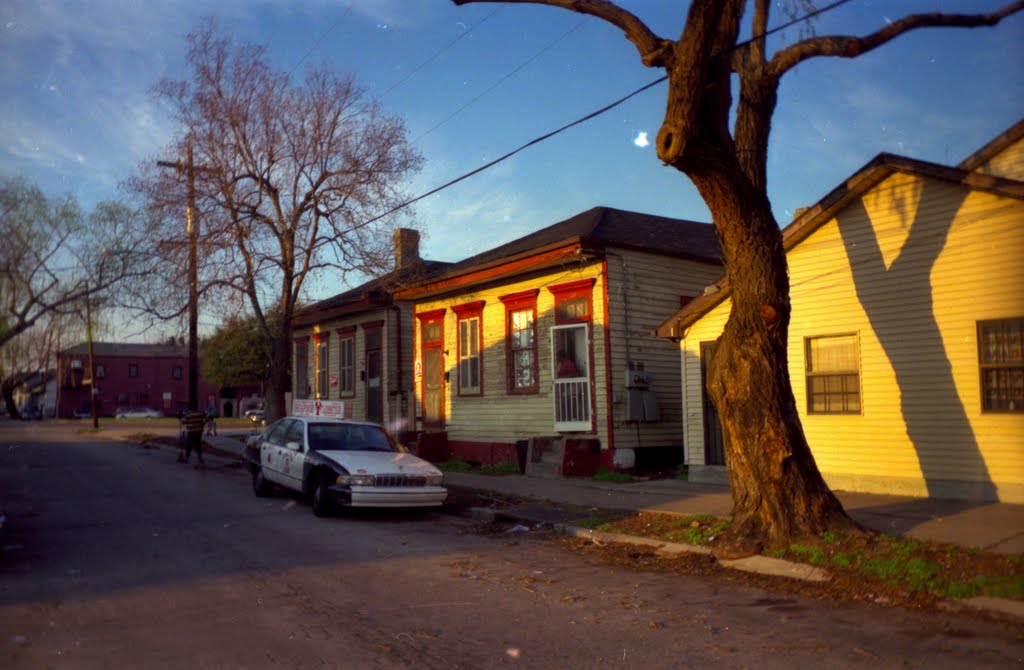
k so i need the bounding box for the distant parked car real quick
[72,407,92,419]
[245,408,266,425]
[115,407,162,420]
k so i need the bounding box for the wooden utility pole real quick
[85,281,98,429]
[157,144,202,413]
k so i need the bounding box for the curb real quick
[467,506,1023,621]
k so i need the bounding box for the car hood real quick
[319,451,441,476]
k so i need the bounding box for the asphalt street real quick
[1,422,1022,669]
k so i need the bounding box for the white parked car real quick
[115,407,163,419]
[244,416,447,516]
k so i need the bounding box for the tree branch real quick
[452,0,673,67]
[770,2,1024,77]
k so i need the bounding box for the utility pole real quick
[158,144,202,414]
[85,281,98,430]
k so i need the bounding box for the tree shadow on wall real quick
[836,180,996,501]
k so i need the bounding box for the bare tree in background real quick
[455,0,1022,550]
[131,20,423,422]
[0,177,143,351]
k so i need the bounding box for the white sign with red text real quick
[292,398,345,419]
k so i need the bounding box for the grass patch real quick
[591,468,633,483]
[590,511,1023,604]
[480,461,521,475]
[437,460,475,473]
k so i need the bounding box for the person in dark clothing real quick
[181,409,207,464]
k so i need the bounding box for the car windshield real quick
[307,423,398,453]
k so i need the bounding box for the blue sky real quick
[2,0,1022,305]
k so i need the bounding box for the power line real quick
[287,4,354,77]
[412,17,588,144]
[379,6,505,99]
[366,76,667,228]
[346,0,859,231]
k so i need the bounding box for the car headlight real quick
[425,474,444,487]
[336,473,375,487]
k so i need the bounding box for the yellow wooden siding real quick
[413,250,722,453]
[413,263,610,446]
[679,299,731,467]
[681,170,1024,502]
[605,250,723,451]
[974,136,1024,180]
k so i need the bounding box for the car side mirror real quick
[285,441,302,452]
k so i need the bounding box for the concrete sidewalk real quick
[201,429,1024,556]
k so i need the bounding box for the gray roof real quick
[293,259,454,325]
[444,206,721,275]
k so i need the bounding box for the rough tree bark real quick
[454,0,1022,549]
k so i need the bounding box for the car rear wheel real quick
[311,474,334,517]
[252,468,273,497]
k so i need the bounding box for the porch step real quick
[526,459,561,479]
[525,436,564,478]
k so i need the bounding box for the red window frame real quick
[549,278,595,325]
[452,301,485,397]
[499,289,539,394]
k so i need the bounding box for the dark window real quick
[294,338,310,398]
[172,365,182,380]
[128,363,139,378]
[458,316,481,395]
[95,364,106,379]
[339,336,355,395]
[979,317,1023,413]
[806,334,861,414]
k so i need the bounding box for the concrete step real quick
[525,460,561,479]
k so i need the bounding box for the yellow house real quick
[394,207,723,474]
[655,120,1024,503]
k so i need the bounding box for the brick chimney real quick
[393,228,420,268]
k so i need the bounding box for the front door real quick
[420,313,444,427]
[700,341,725,466]
[365,327,383,424]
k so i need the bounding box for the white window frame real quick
[551,323,591,431]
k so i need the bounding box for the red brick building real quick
[57,342,220,418]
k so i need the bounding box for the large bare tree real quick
[132,21,423,422]
[454,0,1022,550]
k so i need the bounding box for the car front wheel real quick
[252,468,273,497]
[311,474,334,517]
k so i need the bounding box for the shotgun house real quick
[394,206,723,475]
[655,120,1024,503]
[290,229,451,435]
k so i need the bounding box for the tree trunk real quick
[264,336,291,423]
[689,159,861,552]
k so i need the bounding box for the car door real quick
[260,419,293,486]
[280,419,307,491]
